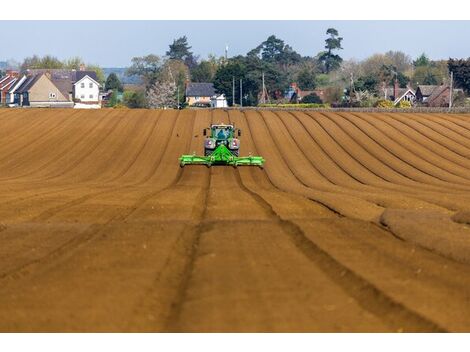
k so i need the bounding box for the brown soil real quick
[0,108,470,332]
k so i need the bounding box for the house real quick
[14,73,73,108]
[6,75,27,106]
[185,82,215,106]
[381,80,415,105]
[27,67,101,108]
[210,94,228,108]
[415,84,464,107]
[0,71,19,105]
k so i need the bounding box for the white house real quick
[210,94,228,108]
[73,74,101,105]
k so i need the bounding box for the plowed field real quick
[1,108,470,332]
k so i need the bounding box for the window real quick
[80,94,85,99]
[195,96,200,101]
[49,92,56,99]
[80,82,85,88]
[89,83,93,88]
[89,94,93,99]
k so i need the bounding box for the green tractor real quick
[179,123,265,167]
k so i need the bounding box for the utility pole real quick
[240,79,243,108]
[349,72,354,107]
[261,72,266,104]
[449,71,454,110]
[232,76,235,106]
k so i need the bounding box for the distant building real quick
[14,73,73,108]
[415,84,464,107]
[0,70,19,105]
[210,94,228,108]
[381,80,415,105]
[185,82,215,106]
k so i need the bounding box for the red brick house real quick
[416,84,464,107]
[0,70,19,105]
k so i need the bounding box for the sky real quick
[1,21,469,67]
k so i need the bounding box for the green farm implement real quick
[179,123,265,168]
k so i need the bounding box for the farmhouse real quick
[381,80,416,106]
[415,84,464,107]
[185,82,215,106]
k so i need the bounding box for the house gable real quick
[28,74,69,102]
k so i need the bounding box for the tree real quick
[412,66,442,86]
[213,59,246,106]
[354,74,380,94]
[63,56,83,70]
[21,55,63,71]
[86,64,105,84]
[166,36,193,61]
[413,53,431,67]
[123,90,147,108]
[126,54,164,89]
[317,28,343,73]
[297,68,316,90]
[105,73,124,92]
[448,58,470,94]
[146,81,177,109]
[191,60,218,82]
[248,35,301,71]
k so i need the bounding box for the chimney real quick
[79,63,86,71]
[394,79,399,99]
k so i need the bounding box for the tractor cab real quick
[203,124,241,157]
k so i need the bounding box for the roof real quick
[52,79,73,98]
[185,82,215,97]
[74,74,100,87]
[27,69,98,83]
[7,75,27,94]
[16,74,42,94]
[416,85,439,96]
[0,76,17,90]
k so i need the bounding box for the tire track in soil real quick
[0,110,194,283]
[233,110,446,332]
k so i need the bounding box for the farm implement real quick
[179,123,265,168]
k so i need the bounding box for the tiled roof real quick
[185,83,215,97]
[417,85,439,96]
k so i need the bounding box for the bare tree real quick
[146,81,177,109]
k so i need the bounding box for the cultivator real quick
[179,123,265,168]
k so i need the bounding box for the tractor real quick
[179,123,265,167]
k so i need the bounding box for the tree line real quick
[14,30,470,108]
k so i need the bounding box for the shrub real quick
[258,103,330,108]
[374,99,394,108]
[301,93,323,104]
[397,100,412,108]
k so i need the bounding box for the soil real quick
[0,108,470,332]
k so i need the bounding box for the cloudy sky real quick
[1,21,469,67]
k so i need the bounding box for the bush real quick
[397,100,412,108]
[374,99,394,108]
[258,103,330,108]
[123,90,147,108]
[301,93,323,104]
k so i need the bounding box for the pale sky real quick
[1,21,469,67]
